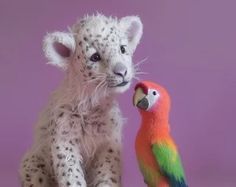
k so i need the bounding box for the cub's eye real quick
[120,45,126,54]
[152,91,157,96]
[90,52,101,62]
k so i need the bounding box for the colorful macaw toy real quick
[133,81,188,187]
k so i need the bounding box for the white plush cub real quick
[20,14,143,187]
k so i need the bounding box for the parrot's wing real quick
[152,140,188,187]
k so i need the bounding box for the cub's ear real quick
[43,32,76,69]
[119,16,143,52]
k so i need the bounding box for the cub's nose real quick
[113,63,127,78]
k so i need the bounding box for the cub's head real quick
[43,14,143,94]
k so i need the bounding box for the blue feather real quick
[163,171,188,187]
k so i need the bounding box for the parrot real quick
[133,81,188,187]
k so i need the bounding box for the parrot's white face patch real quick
[133,87,160,111]
[146,89,160,110]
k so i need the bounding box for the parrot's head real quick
[133,81,170,116]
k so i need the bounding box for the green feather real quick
[152,142,187,186]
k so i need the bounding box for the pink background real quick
[0,0,235,186]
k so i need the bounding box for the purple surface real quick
[0,0,235,186]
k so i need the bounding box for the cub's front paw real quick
[96,184,111,187]
[96,183,120,187]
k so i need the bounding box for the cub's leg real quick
[51,138,86,187]
[20,151,54,187]
[88,142,121,187]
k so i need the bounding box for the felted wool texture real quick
[20,13,143,187]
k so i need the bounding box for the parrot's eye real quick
[152,91,157,95]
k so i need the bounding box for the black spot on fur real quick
[38,178,43,183]
[62,130,69,135]
[69,140,74,145]
[110,177,117,183]
[77,181,81,186]
[112,170,116,174]
[67,181,71,186]
[86,46,89,51]
[26,174,30,178]
[114,157,120,162]
[58,112,64,117]
[37,164,45,168]
[57,154,64,159]
[72,114,80,118]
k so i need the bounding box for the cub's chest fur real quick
[74,106,117,136]
[66,104,122,161]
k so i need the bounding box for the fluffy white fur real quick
[20,14,143,187]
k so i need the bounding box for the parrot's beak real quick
[133,87,149,110]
